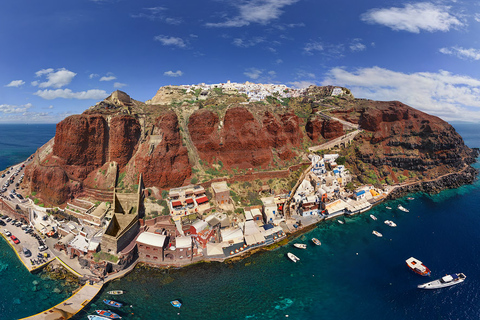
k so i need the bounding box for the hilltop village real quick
[1,82,477,285]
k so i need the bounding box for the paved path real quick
[308,129,362,152]
[19,283,103,320]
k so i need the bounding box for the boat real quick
[88,316,111,320]
[384,220,397,227]
[370,214,377,221]
[95,310,122,319]
[386,206,392,210]
[311,238,321,246]
[171,300,182,308]
[103,299,122,308]
[293,243,307,249]
[107,290,125,295]
[287,252,300,262]
[418,273,466,289]
[405,257,431,276]
[338,220,344,224]
[372,230,382,237]
[407,197,415,201]
[398,205,409,212]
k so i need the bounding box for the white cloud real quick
[206,0,300,27]
[89,73,99,79]
[163,70,183,77]
[275,59,283,64]
[33,68,76,88]
[113,82,127,88]
[5,80,25,87]
[232,37,265,47]
[131,6,166,20]
[0,103,32,114]
[34,89,109,100]
[439,46,480,60]
[154,35,187,48]
[361,2,464,33]
[268,70,276,77]
[287,81,316,89]
[244,68,263,80]
[48,105,54,109]
[475,13,480,23]
[304,41,323,54]
[350,39,366,52]
[100,75,117,81]
[296,70,316,79]
[322,66,480,121]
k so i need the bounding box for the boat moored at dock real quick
[95,310,122,319]
[293,243,307,249]
[107,290,125,295]
[370,214,377,220]
[311,238,321,246]
[418,273,466,289]
[384,220,397,227]
[103,299,122,308]
[372,230,382,237]
[406,257,431,276]
[287,252,300,262]
[398,205,409,212]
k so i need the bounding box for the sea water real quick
[0,123,479,320]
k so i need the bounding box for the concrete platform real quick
[19,283,103,320]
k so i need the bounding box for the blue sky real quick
[2,0,480,123]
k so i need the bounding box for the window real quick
[146,255,150,258]
[180,248,183,251]
[153,256,158,260]
[146,246,150,250]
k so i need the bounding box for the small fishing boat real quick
[95,310,122,319]
[372,230,383,237]
[107,290,125,295]
[370,214,377,221]
[406,257,431,276]
[287,252,300,262]
[398,205,409,212]
[293,243,307,249]
[384,220,397,227]
[407,197,415,201]
[311,238,321,246]
[171,300,182,308]
[385,206,392,210]
[338,220,344,224]
[103,299,122,308]
[88,316,111,320]
[418,273,466,289]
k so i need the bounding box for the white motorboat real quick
[384,220,397,227]
[287,252,300,262]
[398,205,409,212]
[311,238,321,246]
[338,220,344,224]
[386,206,392,210]
[370,214,377,221]
[293,243,307,249]
[418,273,466,289]
[372,230,383,237]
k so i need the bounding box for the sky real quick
[2,0,480,123]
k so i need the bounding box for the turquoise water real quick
[0,123,478,319]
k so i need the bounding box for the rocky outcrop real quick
[108,116,141,167]
[189,107,302,169]
[306,117,344,141]
[130,111,191,187]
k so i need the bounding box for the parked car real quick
[10,235,19,244]
[9,194,14,199]
[16,194,23,200]
[4,229,11,236]
[38,245,48,251]
[15,222,22,227]
[22,247,31,257]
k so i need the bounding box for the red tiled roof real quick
[172,200,182,207]
[196,196,209,204]
[186,198,194,204]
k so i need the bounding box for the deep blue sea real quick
[0,123,479,320]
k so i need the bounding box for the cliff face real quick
[23,86,478,205]
[331,100,476,181]
[188,107,302,169]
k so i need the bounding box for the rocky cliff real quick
[23,86,478,205]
